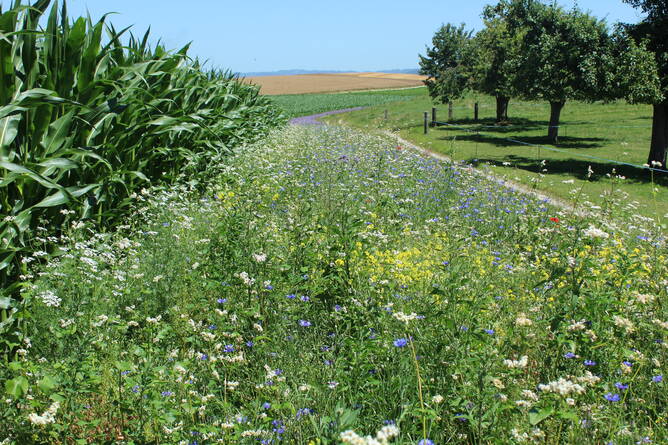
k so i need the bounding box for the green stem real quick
[407,332,427,441]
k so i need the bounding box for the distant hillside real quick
[239,68,420,77]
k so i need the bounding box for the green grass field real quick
[320,88,668,221]
[271,87,425,117]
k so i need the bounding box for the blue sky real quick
[52,1,644,73]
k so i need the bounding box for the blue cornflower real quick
[584,360,596,366]
[393,338,408,347]
[262,402,271,410]
[615,382,629,391]
[161,391,173,397]
[623,361,633,367]
[604,393,620,402]
[300,295,310,302]
[484,329,495,335]
[286,294,296,299]
[418,440,434,445]
[216,298,227,304]
[223,345,235,353]
[208,324,216,330]
[564,352,576,359]
[334,304,342,311]
[652,375,663,383]
[298,319,311,327]
[246,340,254,348]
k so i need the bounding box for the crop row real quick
[0,0,284,344]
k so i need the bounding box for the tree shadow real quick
[435,117,548,132]
[437,131,607,149]
[466,155,668,186]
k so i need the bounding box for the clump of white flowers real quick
[583,226,609,239]
[340,424,400,445]
[503,356,528,369]
[36,290,61,308]
[28,401,60,426]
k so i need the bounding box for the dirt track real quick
[242,72,426,95]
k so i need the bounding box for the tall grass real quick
[0,0,284,355]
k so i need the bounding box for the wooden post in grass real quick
[431,107,436,127]
[424,112,428,134]
[384,109,388,120]
[448,102,453,121]
[474,103,479,122]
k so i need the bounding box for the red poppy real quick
[396,146,402,150]
[550,217,560,224]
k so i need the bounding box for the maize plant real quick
[0,0,284,356]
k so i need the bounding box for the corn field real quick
[0,0,284,353]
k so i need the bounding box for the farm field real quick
[5,125,666,444]
[242,72,427,95]
[272,87,425,118]
[321,88,668,220]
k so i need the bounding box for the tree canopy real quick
[418,23,474,105]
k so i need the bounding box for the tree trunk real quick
[495,96,509,122]
[548,101,565,144]
[647,102,668,168]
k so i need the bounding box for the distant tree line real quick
[419,0,667,167]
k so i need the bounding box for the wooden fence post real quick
[474,102,479,122]
[431,107,436,127]
[448,102,453,121]
[384,109,388,120]
[424,112,428,134]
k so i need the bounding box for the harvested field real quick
[242,72,426,95]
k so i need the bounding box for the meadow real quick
[271,87,425,118]
[3,125,666,444]
[322,88,668,220]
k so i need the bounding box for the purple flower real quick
[334,304,342,311]
[298,320,311,327]
[484,329,495,335]
[418,440,434,445]
[245,340,254,348]
[217,298,227,304]
[286,294,296,299]
[262,402,271,410]
[652,375,663,383]
[564,352,576,359]
[300,295,310,302]
[615,382,629,391]
[161,391,173,397]
[623,361,633,367]
[604,393,620,402]
[393,338,408,348]
[584,360,596,366]
[224,345,235,353]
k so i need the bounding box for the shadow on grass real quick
[437,131,607,149]
[466,155,668,186]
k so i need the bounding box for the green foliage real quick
[418,23,475,104]
[511,2,609,103]
[0,0,284,328]
[473,4,523,99]
[271,88,425,117]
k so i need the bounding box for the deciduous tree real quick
[418,24,475,106]
[621,0,668,167]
